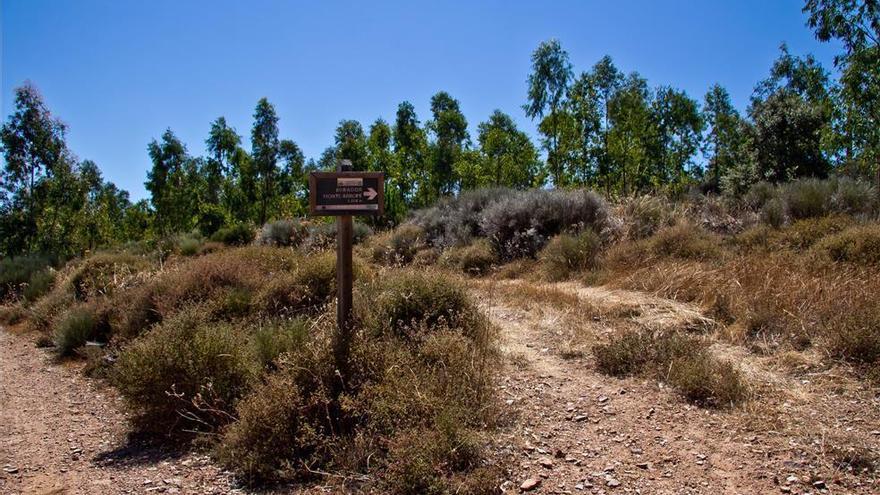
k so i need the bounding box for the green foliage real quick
[623,195,676,239]
[210,223,255,246]
[648,224,721,260]
[539,229,601,280]
[760,198,786,228]
[54,305,109,356]
[0,254,55,302]
[361,270,485,343]
[783,178,834,219]
[258,219,306,247]
[112,310,259,432]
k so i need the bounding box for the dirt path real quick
[475,280,879,494]
[0,328,242,495]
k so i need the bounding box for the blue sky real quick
[3,0,841,201]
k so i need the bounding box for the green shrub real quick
[439,239,498,275]
[649,224,721,260]
[0,254,56,301]
[175,233,204,256]
[780,215,853,250]
[784,179,833,220]
[22,269,55,303]
[258,219,307,247]
[54,305,109,356]
[760,198,786,228]
[373,224,426,265]
[831,177,877,215]
[211,223,255,246]
[812,225,880,265]
[480,188,608,259]
[251,319,309,370]
[539,229,601,281]
[624,195,675,239]
[68,252,151,302]
[745,181,778,209]
[361,271,485,343]
[409,187,512,248]
[112,310,258,432]
[593,329,747,408]
[217,369,330,484]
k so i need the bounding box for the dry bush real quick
[780,215,854,250]
[0,254,56,302]
[53,304,111,356]
[480,188,608,260]
[649,224,722,260]
[360,270,486,344]
[0,305,27,325]
[409,187,512,248]
[621,195,676,239]
[783,179,834,220]
[539,229,601,281]
[439,239,498,275]
[593,329,748,408]
[258,219,307,247]
[812,224,880,265]
[112,309,259,433]
[371,224,426,265]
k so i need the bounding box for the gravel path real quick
[0,328,241,495]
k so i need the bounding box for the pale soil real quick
[0,328,244,495]
[473,279,880,495]
[2,277,879,494]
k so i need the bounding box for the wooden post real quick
[334,159,354,390]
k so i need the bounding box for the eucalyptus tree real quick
[804,0,880,183]
[476,110,544,189]
[567,72,603,185]
[525,39,573,187]
[651,87,704,189]
[427,91,470,198]
[251,98,280,224]
[607,74,654,196]
[703,84,746,190]
[587,56,624,193]
[393,101,428,206]
[0,83,69,254]
[334,119,369,170]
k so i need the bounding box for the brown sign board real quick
[309,171,384,216]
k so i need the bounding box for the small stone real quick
[520,478,541,491]
[606,476,621,487]
[539,458,554,469]
[786,475,798,484]
[780,486,791,493]
[813,480,827,489]
[598,396,609,403]
[3,466,18,474]
[574,415,589,422]
[636,462,649,470]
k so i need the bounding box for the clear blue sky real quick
[3,0,841,201]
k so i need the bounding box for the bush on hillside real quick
[174,232,204,256]
[812,225,880,265]
[113,309,259,432]
[54,304,110,356]
[779,215,854,250]
[0,254,56,302]
[371,224,426,265]
[302,220,372,251]
[784,179,833,220]
[360,270,487,344]
[22,269,55,304]
[258,219,307,247]
[481,188,607,259]
[760,198,786,228]
[409,187,512,248]
[831,177,877,216]
[539,229,601,281]
[623,196,676,239]
[211,223,255,246]
[438,239,498,275]
[745,181,778,209]
[649,224,721,260]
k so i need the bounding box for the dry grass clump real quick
[538,229,601,281]
[438,239,498,276]
[812,224,880,265]
[780,215,854,250]
[593,328,748,408]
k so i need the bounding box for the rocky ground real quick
[1,279,878,494]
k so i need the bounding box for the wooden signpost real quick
[309,160,384,389]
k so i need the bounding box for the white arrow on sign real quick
[363,187,378,200]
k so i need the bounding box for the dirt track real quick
[0,328,240,495]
